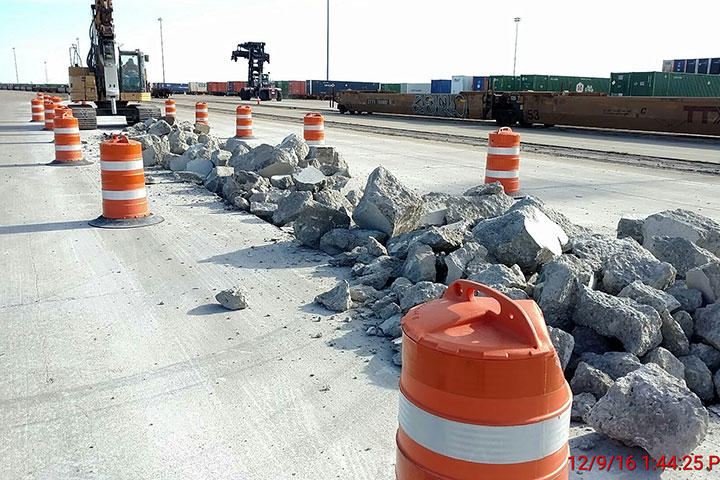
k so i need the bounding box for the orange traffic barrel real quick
[396,280,571,480]
[50,111,91,166]
[485,127,520,194]
[89,135,164,228]
[304,112,325,146]
[43,100,55,130]
[36,92,44,98]
[235,105,253,138]
[31,98,44,122]
[165,99,176,118]
[195,101,209,125]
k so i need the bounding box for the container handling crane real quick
[68,0,161,129]
[230,42,282,101]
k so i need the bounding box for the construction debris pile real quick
[124,117,720,458]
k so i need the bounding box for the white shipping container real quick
[451,75,473,94]
[661,60,673,72]
[400,83,431,94]
[189,82,207,93]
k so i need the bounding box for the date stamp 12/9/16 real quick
[569,455,720,472]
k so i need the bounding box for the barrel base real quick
[234,135,256,139]
[89,214,164,229]
[49,159,93,166]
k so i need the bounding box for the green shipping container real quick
[610,73,631,96]
[520,74,549,91]
[276,80,290,96]
[491,75,521,91]
[667,73,720,97]
[380,83,401,93]
[627,72,670,96]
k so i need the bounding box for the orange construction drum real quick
[50,111,91,166]
[235,105,253,138]
[396,280,571,480]
[31,98,44,122]
[89,135,163,228]
[303,112,325,146]
[195,101,209,125]
[485,127,520,194]
[165,99,176,118]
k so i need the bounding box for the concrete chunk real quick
[642,209,720,256]
[399,282,447,312]
[293,166,327,192]
[293,201,351,249]
[353,166,423,237]
[444,194,516,225]
[694,302,720,350]
[318,228,387,256]
[571,361,614,399]
[278,133,309,163]
[186,158,213,178]
[229,144,297,177]
[680,355,715,404]
[573,286,662,356]
[534,254,595,330]
[444,241,488,284]
[617,217,644,244]
[467,263,526,290]
[272,191,314,226]
[581,352,643,380]
[305,145,350,176]
[642,346,685,380]
[689,343,720,372]
[463,182,505,196]
[547,326,574,371]
[315,280,352,312]
[646,236,718,278]
[224,137,250,155]
[472,205,568,273]
[572,393,597,422]
[402,243,436,283]
[686,261,720,303]
[667,280,704,313]
[216,286,249,310]
[602,247,676,295]
[585,363,708,459]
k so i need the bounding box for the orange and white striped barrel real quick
[31,98,44,122]
[303,112,325,146]
[165,99,176,118]
[51,111,88,165]
[485,127,520,194]
[43,100,55,130]
[36,92,44,98]
[195,101,209,125]
[396,280,571,480]
[235,105,253,138]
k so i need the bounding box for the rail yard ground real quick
[2,89,720,479]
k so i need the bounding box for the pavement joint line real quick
[164,101,720,176]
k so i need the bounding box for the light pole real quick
[76,37,82,66]
[44,61,48,83]
[158,17,166,85]
[326,0,329,81]
[12,47,19,82]
[513,17,521,77]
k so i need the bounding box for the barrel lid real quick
[402,280,551,359]
[492,126,519,137]
[305,112,322,118]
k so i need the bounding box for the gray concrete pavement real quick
[2,90,720,479]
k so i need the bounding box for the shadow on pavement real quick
[0,220,93,235]
[199,242,329,270]
[187,303,228,316]
[0,162,52,168]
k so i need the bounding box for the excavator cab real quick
[118,49,151,101]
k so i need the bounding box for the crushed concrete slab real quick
[293,166,327,192]
[585,363,709,459]
[402,243,436,283]
[667,280,704,313]
[315,280,352,312]
[173,171,206,185]
[573,286,662,356]
[534,254,595,330]
[571,235,646,272]
[642,346,685,380]
[270,175,294,190]
[618,280,681,312]
[572,393,597,422]
[249,201,278,220]
[510,196,590,239]
[642,209,720,256]
[617,217,644,244]
[215,287,249,310]
[378,314,402,338]
[646,236,718,278]
[349,285,380,304]
[193,122,211,134]
[186,158,213,178]
[694,302,720,350]
[278,133,309,163]
[210,149,231,167]
[472,205,568,273]
[463,181,505,196]
[399,282,447,312]
[293,201,351,249]
[313,190,353,214]
[444,194,516,225]
[318,228,387,256]
[353,166,423,237]
[168,129,191,154]
[572,326,611,356]
[602,247,676,295]
[204,166,233,194]
[224,137,250,156]
[581,351,644,380]
[355,256,403,290]
[306,146,350,177]
[680,355,715,404]
[444,241,488,284]
[467,263,527,290]
[229,144,297,177]
[673,310,694,339]
[686,261,720,303]
[272,191,314,226]
[571,361,614,399]
[548,326,574,371]
[689,343,720,372]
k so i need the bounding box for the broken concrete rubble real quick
[318,228,387,256]
[444,194,515,225]
[572,393,597,422]
[278,133,309,164]
[293,166,327,192]
[680,355,715,404]
[229,144,296,177]
[315,281,352,312]
[667,280,704,313]
[602,247,676,295]
[646,236,718,278]
[548,326,574,371]
[693,302,720,350]
[398,282,446,312]
[642,346,685,380]
[581,352,643,380]
[353,166,423,237]
[642,209,720,256]
[616,217,644,244]
[585,363,708,459]
[402,243,436,283]
[571,361,614,399]
[686,261,720,303]
[467,263,526,290]
[690,343,720,372]
[444,241,488,284]
[293,201,351,249]
[306,145,350,177]
[534,254,595,331]
[216,287,249,310]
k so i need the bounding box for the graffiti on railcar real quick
[412,94,468,118]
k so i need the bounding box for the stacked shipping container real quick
[610,71,720,97]
[664,58,720,75]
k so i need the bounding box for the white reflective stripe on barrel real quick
[398,392,570,465]
[195,108,208,113]
[485,169,520,179]
[54,144,82,152]
[45,110,55,114]
[32,106,44,111]
[235,125,252,130]
[101,159,144,171]
[102,188,147,200]
[236,114,252,119]
[487,146,520,155]
[304,125,324,130]
[54,127,80,134]
[306,140,325,146]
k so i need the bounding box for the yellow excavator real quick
[68,0,161,129]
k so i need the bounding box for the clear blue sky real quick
[1,0,718,84]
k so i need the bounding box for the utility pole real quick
[513,17,521,77]
[326,0,329,81]
[12,47,19,82]
[44,61,48,83]
[158,17,166,84]
[76,37,82,66]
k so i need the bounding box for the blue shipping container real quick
[472,76,487,91]
[431,79,452,93]
[711,58,720,75]
[158,82,189,93]
[685,59,697,73]
[697,58,710,74]
[673,59,686,72]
